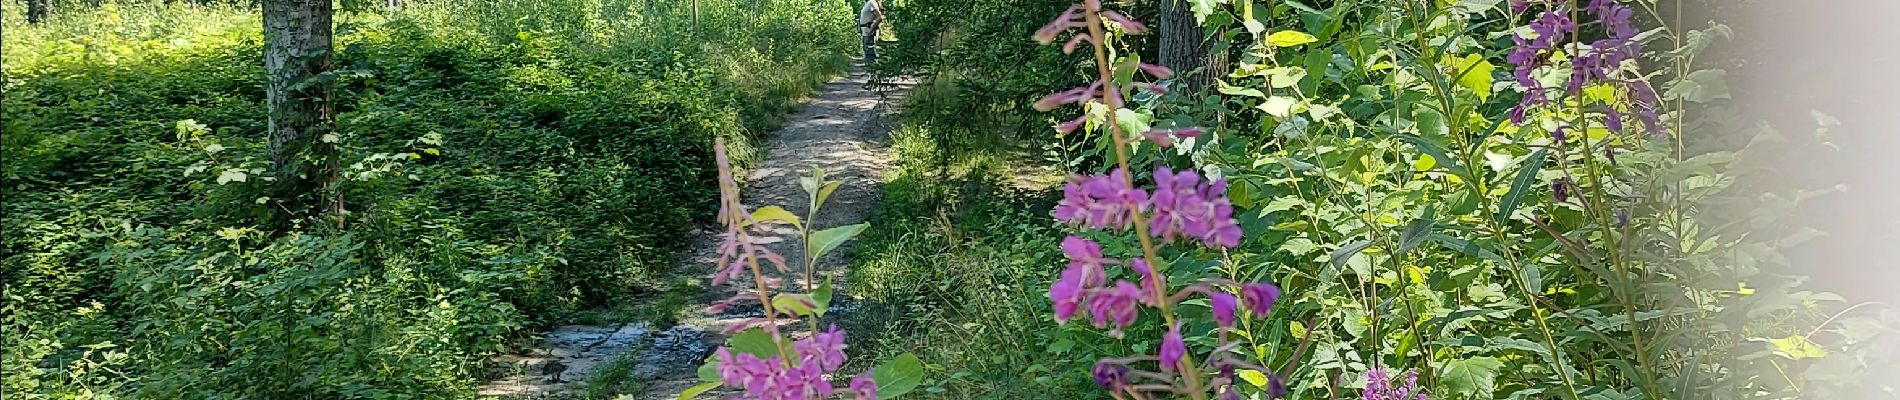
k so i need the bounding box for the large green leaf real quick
[727,328,780,358]
[813,279,834,317]
[872,353,925,398]
[1397,205,1438,255]
[1399,134,1470,180]
[808,223,869,261]
[772,293,819,317]
[1494,148,1548,225]
[1440,356,1504,399]
[750,206,802,229]
[1329,240,1374,270]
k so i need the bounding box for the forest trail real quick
[478,65,912,398]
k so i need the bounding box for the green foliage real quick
[858,0,1897,399]
[1,0,852,397]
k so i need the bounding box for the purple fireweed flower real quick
[1055,115,1088,134]
[1092,360,1131,390]
[1220,386,1243,400]
[794,325,848,371]
[1136,62,1175,79]
[1149,166,1243,248]
[1054,169,1149,231]
[1129,258,1160,305]
[1034,5,1086,44]
[1034,81,1102,112]
[1553,177,1572,203]
[1141,127,1202,148]
[1088,280,1144,336]
[850,372,879,400]
[1159,324,1186,372]
[1063,236,1114,272]
[1062,34,1093,54]
[1551,126,1568,143]
[1362,368,1427,400]
[1241,282,1281,317]
[1050,263,1091,324]
[1210,291,1238,328]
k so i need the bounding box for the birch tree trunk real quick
[262,0,339,223]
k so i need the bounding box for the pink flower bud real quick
[1101,10,1148,34]
[1137,62,1175,79]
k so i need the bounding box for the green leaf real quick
[1190,0,1219,23]
[1765,335,1829,360]
[808,223,869,262]
[813,279,834,317]
[1397,206,1437,255]
[1495,148,1548,225]
[751,206,801,229]
[872,353,925,398]
[1664,69,1731,103]
[1444,53,1496,101]
[678,382,721,400]
[1114,108,1152,138]
[1236,369,1270,388]
[727,328,780,358]
[1258,96,1301,119]
[1440,356,1505,399]
[816,181,843,210]
[216,168,248,185]
[697,356,720,382]
[772,293,819,317]
[1398,134,1470,179]
[1266,30,1318,47]
[1329,240,1374,270]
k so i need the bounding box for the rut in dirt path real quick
[478,66,912,398]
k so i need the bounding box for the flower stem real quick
[1081,5,1208,399]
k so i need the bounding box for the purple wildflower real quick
[850,372,879,400]
[1553,177,1572,203]
[1241,283,1281,317]
[1210,291,1238,328]
[1129,259,1160,305]
[1050,263,1091,324]
[1054,169,1149,231]
[1088,280,1144,336]
[1159,324,1187,372]
[794,325,848,371]
[1362,368,1427,400]
[1149,166,1242,248]
[1092,360,1131,390]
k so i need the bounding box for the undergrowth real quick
[1,0,854,397]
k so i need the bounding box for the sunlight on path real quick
[478,65,914,398]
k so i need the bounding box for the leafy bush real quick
[1,0,852,397]
[857,0,1899,399]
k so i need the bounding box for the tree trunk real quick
[26,0,51,24]
[1158,0,1227,94]
[262,0,339,223]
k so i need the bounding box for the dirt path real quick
[479,66,911,398]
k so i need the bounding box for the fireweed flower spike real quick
[1032,1,1291,398]
[1362,368,1428,400]
[1160,324,1187,372]
[704,138,892,400]
[1509,0,1665,136]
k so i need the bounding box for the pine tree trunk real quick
[262,0,339,222]
[26,0,51,24]
[1158,0,1227,94]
